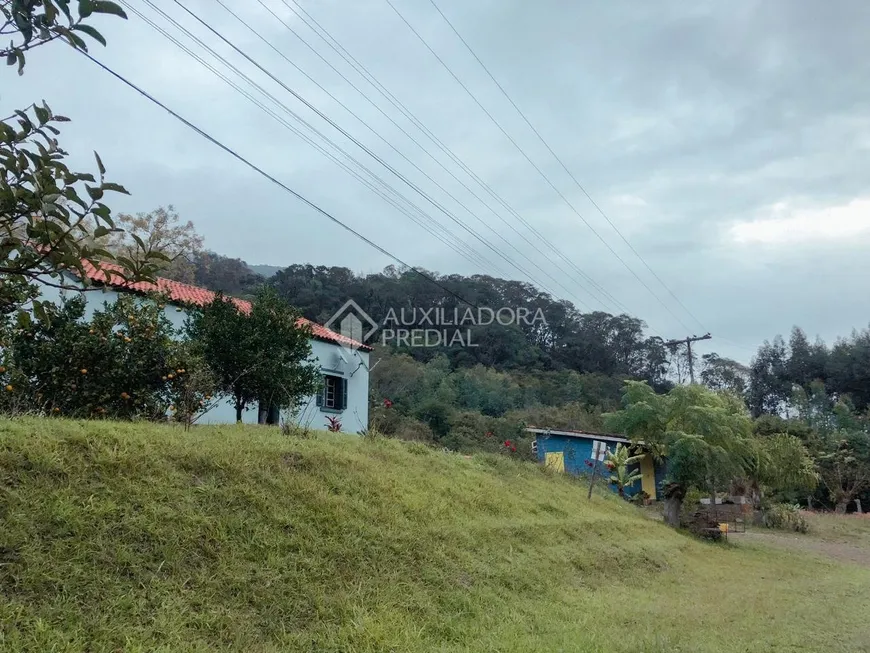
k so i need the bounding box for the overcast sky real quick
[5,0,870,363]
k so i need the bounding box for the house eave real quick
[525,427,632,445]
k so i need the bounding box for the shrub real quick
[414,400,453,438]
[165,347,219,430]
[280,419,313,438]
[680,488,704,523]
[762,503,810,533]
[1,294,203,420]
[392,416,435,443]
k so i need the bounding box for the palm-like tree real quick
[605,443,645,498]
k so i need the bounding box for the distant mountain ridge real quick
[247,264,282,278]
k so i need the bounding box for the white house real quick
[36,261,371,432]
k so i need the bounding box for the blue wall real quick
[535,434,663,498]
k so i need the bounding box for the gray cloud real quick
[5,0,870,363]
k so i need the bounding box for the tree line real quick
[749,326,870,417]
[0,288,319,428]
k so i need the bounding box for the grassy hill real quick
[0,419,868,652]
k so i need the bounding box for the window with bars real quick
[316,374,347,411]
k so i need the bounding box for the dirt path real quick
[742,529,870,568]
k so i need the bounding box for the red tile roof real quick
[78,260,371,351]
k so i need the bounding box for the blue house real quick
[527,427,666,500]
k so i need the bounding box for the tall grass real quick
[0,418,868,652]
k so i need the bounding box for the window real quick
[316,374,347,411]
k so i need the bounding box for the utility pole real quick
[664,333,712,384]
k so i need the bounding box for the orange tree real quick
[0,294,209,418]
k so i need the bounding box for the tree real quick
[414,400,453,439]
[0,293,203,419]
[106,206,203,283]
[187,287,319,423]
[791,380,837,435]
[604,443,644,498]
[787,326,828,390]
[826,328,870,412]
[700,353,749,396]
[604,382,753,527]
[666,340,693,386]
[742,433,818,507]
[2,0,127,69]
[193,251,263,297]
[817,432,870,513]
[2,0,165,314]
[165,344,218,431]
[748,336,791,417]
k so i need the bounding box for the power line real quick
[79,50,483,310]
[241,0,612,313]
[427,0,708,333]
[130,0,503,277]
[384,0,696,333]
[276,0,633,317]
[168,0,579,309]
[124,1,497,277]
[202,0,596,310]
[664,333,711,384]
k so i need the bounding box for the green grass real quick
[1,419,869,652]
[804,510,870,546]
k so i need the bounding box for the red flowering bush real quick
[382,398,393,408]
[325,415,342,432]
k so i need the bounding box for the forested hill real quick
[267,264,670,384]
[188,253,870,454]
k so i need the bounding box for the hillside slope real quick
[0,419,868,652]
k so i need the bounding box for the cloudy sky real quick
[5,0,870,362]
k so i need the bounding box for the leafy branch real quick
[1,0,126,74]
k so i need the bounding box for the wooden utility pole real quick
[664,333,712,384]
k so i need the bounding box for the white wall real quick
[292,340,370,434]
[33,283,370,432]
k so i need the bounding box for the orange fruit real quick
[4,384,13,392]
[80,368,87,374]
[53,407,60,413]
[167,373,175,379]
[124,337,132,343]
[161,376,168,381]
[0,365,6,373]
